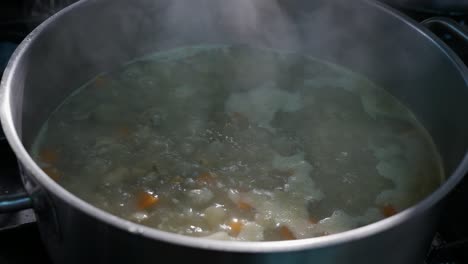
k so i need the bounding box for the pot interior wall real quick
[8,0,468,179]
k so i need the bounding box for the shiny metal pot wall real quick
[1,0,468,263]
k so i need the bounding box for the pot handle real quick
[422,17,468,43]
[0,191,32,213]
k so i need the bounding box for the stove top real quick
[0,1,467,264]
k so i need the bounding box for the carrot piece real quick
[197,172,216,185]
[228,219,244,237]
[115,125,131,139]
[39,148,59,164]
[230,112,249,129]
[279,226,296,240]
[237,200,254,211]
[308,217,318,225]
[381,204,398,217]
[42,167,61,181]
[231,112,245,120]
[137,191,159,210]
[94,76,107,88]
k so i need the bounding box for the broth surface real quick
[31,45,443,241]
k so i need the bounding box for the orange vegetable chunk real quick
[381,204,398,218]
[137,191,159,210]
[42,167,61,181]
[39,148,59,164]
[279,226,296,240]
[229,219,244,237]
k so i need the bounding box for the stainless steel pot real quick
[1,0,468,263]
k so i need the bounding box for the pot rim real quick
[1,0,468,253]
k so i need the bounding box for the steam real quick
[159,0,299,50]
[150,0,417,84]
[23,0,448,153]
